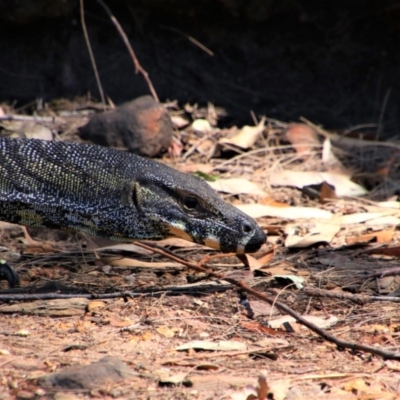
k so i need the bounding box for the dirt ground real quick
[1,99,400,399]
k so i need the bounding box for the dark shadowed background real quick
[0,0,399,135]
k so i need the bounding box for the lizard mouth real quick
[244,238,266,253]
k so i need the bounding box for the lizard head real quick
[132,164,267,253]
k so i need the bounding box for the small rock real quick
[79,95,173,157]
[38,356,135,390]
[34,388,46,397]
[16,390,35,400]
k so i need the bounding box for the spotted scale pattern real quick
[0,138,266,253]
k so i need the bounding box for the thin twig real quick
[130,241,400,361]
[160,25,214,56]
[79,0,106,108]
[0,283,232,302]
[303,287,400,304]
[376,87,391,140]
[96,0,159,102]
[0,115,58,123]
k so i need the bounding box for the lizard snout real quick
[235,218,267,254]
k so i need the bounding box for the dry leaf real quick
[268,315,338,331]
[256,371,269,400]
[345,228,395,246]
[265,263,297,276]
[0,121,52,140]
[87,301,106,312]
[158,372,189,385]
[241,300,279,318]
[176,340,247,351]
[95,243,153,255]
[285,221,340,247]
[343,378,369,393]
[156,237,202,248]
[385,360,400,371]
[230,386,258,400]
[365,216,400,226]
[259,197,289,207]
[270,170,367,197]
[101,256,182,269]
[319,181,337,201]
[285,123,319,160]
[171,115,189,128]
[322,137,346,171]
[208,178,266,196]
[366,246,400,257]
[178,163,213,174]
[236,204,332,219]
[192,119,212,133]
[243,254,264,271]
[255,248,275,267]
[156,325,175,338]
[272,275,305,289]
[23,242,56,254]
[240,321,284,335]
[377,201,400,208]
[220,117,265,149]
[335,212,400,225]
[254,338,289,347]
[268,380,290,400]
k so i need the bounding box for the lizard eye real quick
[183,196,199,210]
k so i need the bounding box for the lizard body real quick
[0,138,266,258]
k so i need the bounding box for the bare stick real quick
[96,0,159,102]
[131,241,400,361]
[0,115,58,123]
[376,87,391,140]
[160,25,214,56]
[303,287,400,304]
[79,0,106,108]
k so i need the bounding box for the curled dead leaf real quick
[220,117,265,149]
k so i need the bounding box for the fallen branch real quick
[0,283,232,302]
[303,287,400,304]
[132,241,400,361]
[0,115,58,123]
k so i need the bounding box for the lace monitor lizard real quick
[0,137,266,287]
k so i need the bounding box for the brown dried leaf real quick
[101,256,182,269]
[345,228,395,246]
[270,170,367,197]
[366,246,400,257]
[240,321,285,336]
[86,301,106,312]
[285,222,341,248]
[285,123,319,160]
[156,325,175,338]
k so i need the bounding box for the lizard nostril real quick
[241,222,253,234]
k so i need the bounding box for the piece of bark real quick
[0,298,88,317]
[79,95,173,157]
